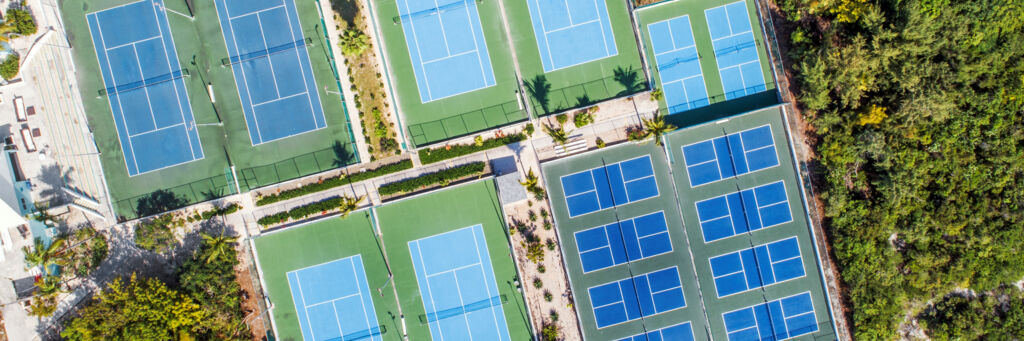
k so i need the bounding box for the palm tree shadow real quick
[525,75,552,115]
[135,190,188,218]
[332,140,355,168]
[613,66,645,96]
[37,164,73,207]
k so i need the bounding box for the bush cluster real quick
[256,159,412,206]
[257,196,347,227]
[419,134,526,164]
[377,162,486,196]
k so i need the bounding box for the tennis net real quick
[418,294,507,324]
[392,0,482,24]
[221,37,314,66]
[98,69,190,97]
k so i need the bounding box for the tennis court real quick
[618,322,695,341]
[588,266,687,328]
[681,124,779,187]
[695,181,793,243]
[706,1,766,100]
[575,211,673,273]
[287,255,384,341]
[525,0,617,72]
[710,237,805,298]
[560,155,660,217]
[722,291,819,341]
[408,224,511,341]
[214,0,327,145]
[86,0,203,176]
[647,15,708,113]
[395,0,496,102]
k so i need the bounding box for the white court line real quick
[291,272,319,341]
[591,0,614,56]
[711,29,754,44]
[426,262,482,278]
[221,3,265,144]
[414,240,447,340]
[470,226,506,341]
[130,44,160,130]
[449,263,476,341]
[228,4,286,20]
[543,18,599,35]
[128,122,184,138]
[351,257,375,341]
[431,0,454,55]
[279,0,322,131]
[92,13,142,174]
[399,0,436,100]
[104,35,161,51]
[252,91,308,107]
[149,0,200,160]
[253,13,283,98]
[303,291,362,309]
[421,49,478,65]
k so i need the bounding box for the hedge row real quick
[257,197,344,227]
[378,162,486,196]
[256,159,413,206]
[419,133,526,164]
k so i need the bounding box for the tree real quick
[339,28,370,57]
[337,195,366,219]
[23,237,66,275]
[5,8,36,35]
[177,236,248,340]
[0,54,19,80]
[543,123,571,146]
[519,169,547,200]
[61,274,207,341]
[199,232,237,264]
[650,87,664,101]
[635,113,676,146]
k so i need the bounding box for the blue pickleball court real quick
[709,237,806,297]
[408,225,511,341]
[86,0,204,176]
[286,255,384,341]
[706,1,766,99]
[214,0,328,145]
[695,181,793,242]
[618,321,695,341]
[526,0,618,71]
[723,292,819,341]
[575,211,673,273]
[681,124,780,187]
[647,15,709,114]
[560,155,660,217]
[395,0,496,102]
[588,266,686,329]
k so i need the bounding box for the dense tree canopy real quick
[775,0,1024,338]
[919,288,1024,340]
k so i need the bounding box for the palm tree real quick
[519,169,540,190]
[338,195,366,219]
[543,123,571,146]
[637,113,677,146]
[339,29,370,57]
[650,88,664,101]
[35,275,62,296]
[33,203,58,226]
[200,232,238,264]
[23,237,67,276]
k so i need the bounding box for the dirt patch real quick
[236,249,268,341]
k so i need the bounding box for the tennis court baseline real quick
[647,15,708,114]
[575,211,673,273]
[560,155,659,217]
[710,237,805,297]
[695,180,792,243]
[214,0,327,145]
[706,1,766,100]
[723,291,819,341]
[286,255,384,341]
[681,124,779,187]
[408,225,511,341]
[86,0,203,176]
[526,0,617,72]
[588,266,686,328]
[618,321,695,341]
[396,0,496,102]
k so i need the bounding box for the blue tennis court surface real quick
[560,155,659,217]
[214,0,327,145]
[618,322,695,341]
[396,0,496,102]
[86,0,203,176]
[647,15,708,113]
[706,1,766,100]
[723,292,818,341]
[695,181,792,242]
[682,125,779,187]
[575,211,672,273]
[526,0,617,71]
[286,255,383,341]
[588,266,686,328]
[710,237,805,297]
[408,225,511,341]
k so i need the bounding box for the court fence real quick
[237,141,359,192]
[530,74,650,117]
[406,100,528,147]
[659,83,768,115]
[114,172,237,222]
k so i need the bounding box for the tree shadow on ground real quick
[330,0,360,27]
[135,190,188,218]
[525,75,552,115]
[613,66,646,96]
[37,164,73,207]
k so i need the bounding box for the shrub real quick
[200,203,240,220]
[134,214,180,253]
[541,321,560,341]
[418,134,526,164]
[555,114,568,126]
[0,54,20,80]
[533,278,543,289]
[5,9,36,35]
[550,311,559,321]
[573,111,594,127]
[596,137,606,148]
[524,239,545,263]
[523,123,535,137]
[257,195,357,227]
[256,159,412,206]
[378,161,485,196]
[544,291,553,302]
[537,264,546,273]
[546,238,556,250]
